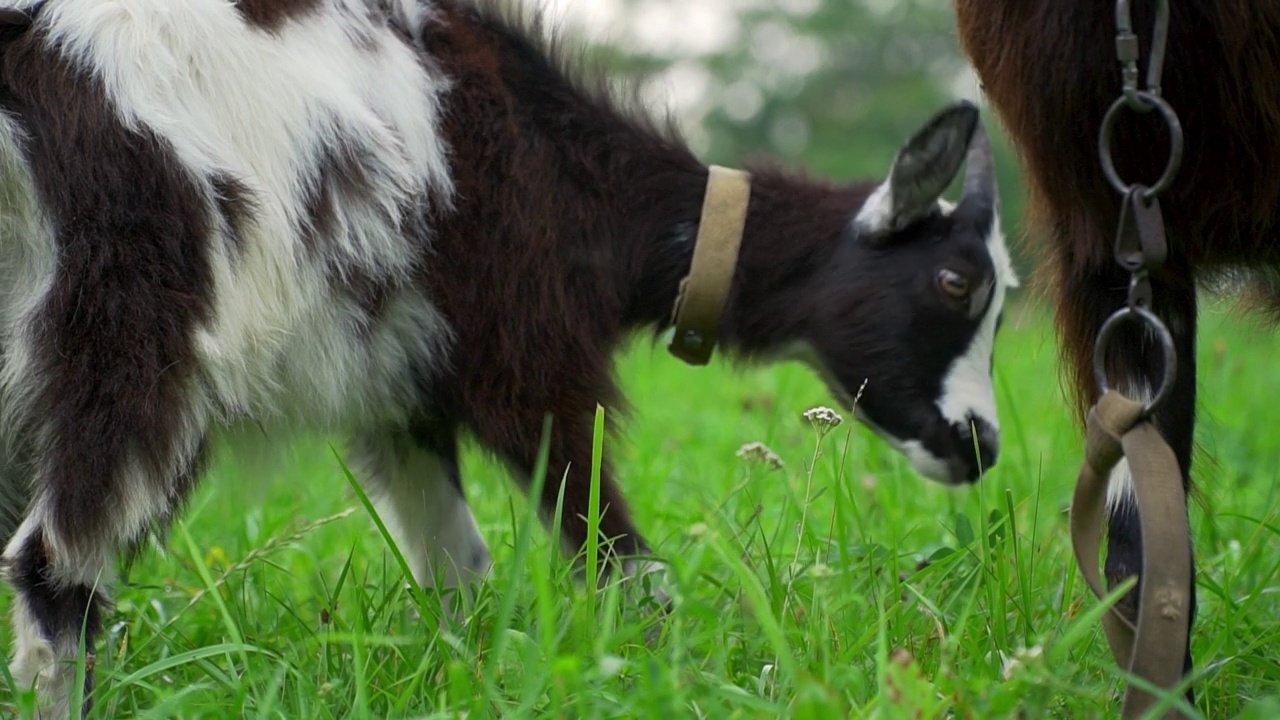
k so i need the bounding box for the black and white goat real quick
[0,0,1017,714]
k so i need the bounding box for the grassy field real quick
[4,296,1280,719]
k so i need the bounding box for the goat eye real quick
[937,269,970,299]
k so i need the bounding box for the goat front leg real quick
[1059,254,1199,695]
[347,420,492,620]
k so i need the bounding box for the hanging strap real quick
[1070,390,1193,719]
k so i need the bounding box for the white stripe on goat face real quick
[933,198,1019,448]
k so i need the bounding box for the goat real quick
[955,0,1280,701]
[0,0,1018,714]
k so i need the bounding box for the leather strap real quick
[668,165,751,366]
[1070,390,1193,719]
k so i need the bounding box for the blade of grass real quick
[586,404,605,628]
[332,447,433,616]
[174,520,252,688]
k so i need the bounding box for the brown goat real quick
[955,0,1280,702]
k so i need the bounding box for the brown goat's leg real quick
[1060,257,1199,695]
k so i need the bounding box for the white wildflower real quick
[803,406,844,433]
[756,663,776,695]
[736,441,785,470]
[1000,644,1044,681]
[597,654,626,679]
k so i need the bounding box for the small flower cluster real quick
[802,406,844,433]
[736,441,784,470]
[1000,644,1044,681]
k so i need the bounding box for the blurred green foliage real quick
[595,0,1039,277]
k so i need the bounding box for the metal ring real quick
[1098,91,1184,198]
[1093,305,1178,416]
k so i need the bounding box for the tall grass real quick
[3,297,1279,718]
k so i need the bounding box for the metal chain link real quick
[1093,0,1180,416]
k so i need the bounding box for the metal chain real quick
[1093,0,1180,416]
[1115,0,1170,112]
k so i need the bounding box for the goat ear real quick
[0,8,35,44]
[955,118,998,227]
[853,100,980,241]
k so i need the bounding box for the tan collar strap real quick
[668,165,752,366]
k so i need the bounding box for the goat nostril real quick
[957,416,1000,476]
[982,443,999,469]
[943,416,1002,484]
[975,420,1000,469]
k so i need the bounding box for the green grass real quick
[4,297,1280,719]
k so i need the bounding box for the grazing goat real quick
[956,0,1280,699]
[0,0,1017,714]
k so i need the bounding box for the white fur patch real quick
[2,512,41,568]
[1103,382,1150,513]
[1106,457,1136,514]
[776,343,957,483]
[851,408,954,484]
[851,180,893,235]
[0,114,58,451]
[899,439,954,484]
[3,501,123,593]
[3,515,98,719]
[7,593,81,720]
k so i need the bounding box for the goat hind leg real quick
[3,513,109,719]
[1060,259,1199,694]
[2,445,205,718]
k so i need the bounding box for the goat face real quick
[799,102,1019,485]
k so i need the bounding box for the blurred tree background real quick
[568,0,1039,282]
